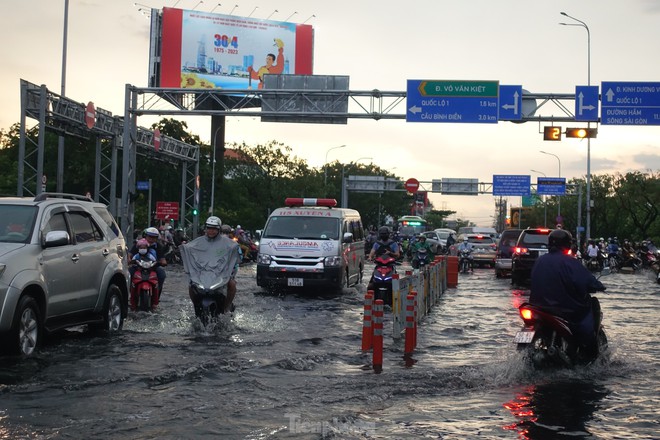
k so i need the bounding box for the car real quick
[422,228,457,254]
[494,228,523,278]
[0,193,130,356]
[510,228,554,285]
[458,233,497,267]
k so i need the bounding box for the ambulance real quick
[256,198,366,291]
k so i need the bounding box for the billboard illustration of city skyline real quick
[159,7,314,90]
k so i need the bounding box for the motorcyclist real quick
[529,229,605,357]
[445,232,456,253]
[586,239,602,269]
[411,233,433,268]
[131,238,157,263]
[185,216,240,314]
[457,236,474,271]
[368,226,401,261]
[129,227,167,304]
[367,226,400,294]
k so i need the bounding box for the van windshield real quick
[263,216,341,240]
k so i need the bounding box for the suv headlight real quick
[324,256,342,267]
[257,253,271,264]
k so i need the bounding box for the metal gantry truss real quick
[18,79,199,240]
[127,86,584,122]
[19,79,588,240]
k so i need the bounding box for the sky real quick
[1,0,659,226]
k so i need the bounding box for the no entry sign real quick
[405,178,420,193]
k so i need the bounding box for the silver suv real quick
[0,193,129,356]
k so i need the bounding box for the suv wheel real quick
[12,296,41,356]
[95,284,124,333]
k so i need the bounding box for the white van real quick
[256,198,365,291]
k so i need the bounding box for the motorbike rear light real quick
[284,198,337,208]
[520,307,533,321]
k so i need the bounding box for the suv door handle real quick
[71,254,80,263]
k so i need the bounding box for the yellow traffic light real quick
[566,127,597,138]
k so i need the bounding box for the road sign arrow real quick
[409,105,422,114]
[605,88,615,102]
[501,91,520,114]
[577,92,596,114]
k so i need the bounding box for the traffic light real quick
[565,127,598,138]
[192,208,199,216]
[543,126,562,141]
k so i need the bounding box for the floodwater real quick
[1,263,658,439]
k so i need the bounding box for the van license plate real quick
[288,278,303,287]
[514,330,535,343]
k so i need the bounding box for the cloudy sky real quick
[1,0,659,226]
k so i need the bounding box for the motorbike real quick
[514,294,607,369]
[188,278,231,325]
[370,254,398,306]
[164,241,182,265]
[585,255,602,272]
[412,247,430,270]
[130,259,160,312]
[180,235,241,326]
[459,248,472,274]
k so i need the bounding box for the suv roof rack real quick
[33,192,93,202]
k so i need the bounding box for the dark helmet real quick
[378,226,391,241]
[548,229,573,251]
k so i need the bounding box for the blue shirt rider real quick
[369,226,401,261]
[529,229,605,355]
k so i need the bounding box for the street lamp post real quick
[560,11,591,241]
[57,0,69,193]
[324,144,346,188]
[540,150,562,218]
[531,169,548,227]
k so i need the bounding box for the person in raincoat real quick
[181,216,241,314]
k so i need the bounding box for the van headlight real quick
[257,253,271,264]
[324,256,342,267]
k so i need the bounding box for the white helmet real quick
[463,237,468,242]
[205,216,222,229]
[145,227,160,237]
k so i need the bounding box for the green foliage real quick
[425,209,458,229]
[1,118,657,242]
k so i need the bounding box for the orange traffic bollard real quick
[411,291,418,349]
[373,299,384,374]
[361,291,374,351]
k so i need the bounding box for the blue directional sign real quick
[499,85,523,121]
[493,175,531,196]
[136,180,150,190]
[601,81,660,125]
[537,177,566,195]
[575,86,599,122]
[407,80,499,123]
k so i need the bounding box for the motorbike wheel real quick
[139,289,152,312]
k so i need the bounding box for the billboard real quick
[157,8,314,90]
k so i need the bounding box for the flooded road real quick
[1,263,658,439]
